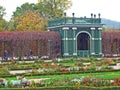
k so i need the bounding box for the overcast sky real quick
[0,0,120,22]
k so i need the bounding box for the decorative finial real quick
[98,13,101,18]
[72,13,75,17]
[94,14,96,18]
[64,12,66,17]
[91,13,93,18]
[84,16,86,18]
[60,13,62,17]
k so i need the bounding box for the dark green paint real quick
[48,14,103,57]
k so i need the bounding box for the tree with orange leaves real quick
[11,10,46,31]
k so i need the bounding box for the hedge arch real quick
[0,31,61,60]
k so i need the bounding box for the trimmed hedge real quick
[1,68,120,78]
[1,86,120,90]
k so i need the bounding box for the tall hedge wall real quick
[0,31,61,59]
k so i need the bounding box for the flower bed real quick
[1,57,120,89]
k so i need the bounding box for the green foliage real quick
[0,18,8,31]
[1,0,72,31]
[0,6,8,31]
[13,3,38,18]
[1,86,120,90]
[37,0,72,19]
[0,67,10,75]
[75,82,81,89]
[30,80,36,87]
[7,20,16,31]
[0,6,6,18]
[8,2,46,31]
[9,10,46,31]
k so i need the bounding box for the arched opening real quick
[77,33,90,50]
[77,32,90,57]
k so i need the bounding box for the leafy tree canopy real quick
[9,3,46,31]
[0,19,8,31]
[12,2,38,18]
[37,0,72,19]
[0,6,8,31]
[10,10,46,31]
[0,6,6,18]
[8,0,72,31]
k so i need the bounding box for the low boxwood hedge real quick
[1,68,120,78]
[1,86,120,90]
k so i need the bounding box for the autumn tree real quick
[0,19,8,31]
[8,2,47,31]
[11,10,46,31]
[8,0,72,31]
[7,20,15,31]
[37,0,72,19]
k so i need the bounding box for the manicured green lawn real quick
[6,71,120,82]
[58,62,75,66]
[2,57,120,83]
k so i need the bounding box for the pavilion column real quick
[72,27,77,56]
[90,27,95,55]
[62,27,69,56]
[98,27,102,55]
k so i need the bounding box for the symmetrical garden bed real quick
[0,57,120,89]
